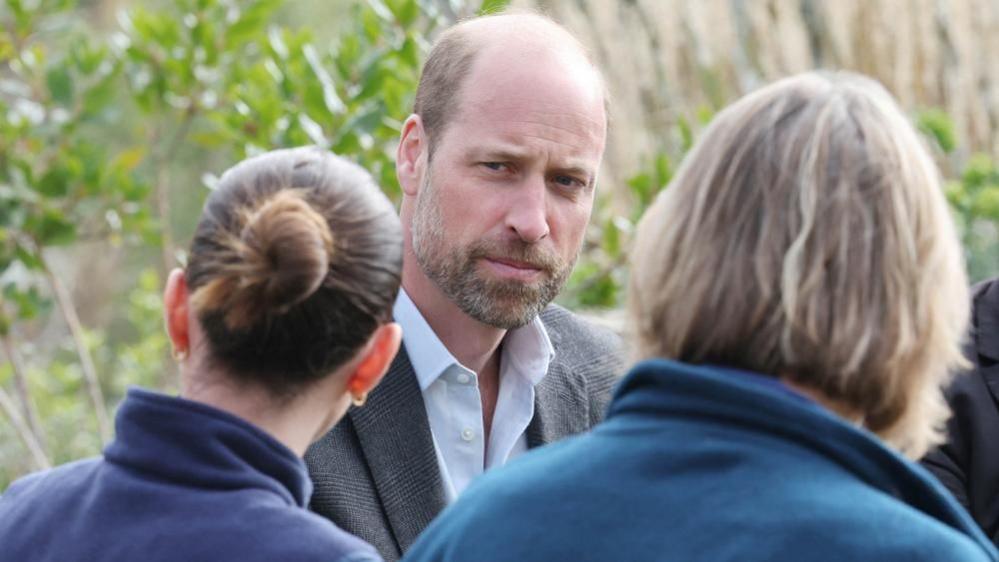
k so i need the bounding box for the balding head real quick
[413,12,605,156]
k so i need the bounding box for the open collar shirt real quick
[393,289,554,502]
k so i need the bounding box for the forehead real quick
[444,45,607,159]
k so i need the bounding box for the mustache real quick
[467,239,564,272]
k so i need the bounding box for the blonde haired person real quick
[0,147,402,562]
[402,73,998,561]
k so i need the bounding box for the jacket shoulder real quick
[540,304,624,372]
[540,305,626,425]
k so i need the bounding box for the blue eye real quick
[481,162,507,172]
[553,175,585,189]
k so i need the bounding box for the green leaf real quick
[30,209,77,246]
[82,69,119,116]
[399,35,420,69]
[627,172,652,202]
[361,5,384,42]
[971,185,999,218]
[13,243,43,270]
[962,154,998,190]
[654,153,672,188]
[36,167,69,197]
[602,216,620,255]
[112,147,146,173]
[478,0,510,15]
[226,0,283,48]
[46,65,74,106]
[4,285,48,321]
[695,105,714,126]
[388,0,419,27]
[677,116,693,153]
[364,0,395,23]
[916,108,956,154]
[302,43,346,116]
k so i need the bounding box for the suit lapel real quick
[526,318,590,449]
[979,363,999,408]
[349,348,446,553]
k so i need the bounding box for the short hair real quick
[185,147,402,399]
[413,12,604,155]
[629,72,969,458]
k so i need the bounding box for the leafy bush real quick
[0,0,502,488]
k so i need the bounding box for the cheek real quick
[552,199,593,250]
[440,188,508,238]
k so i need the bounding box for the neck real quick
[180,366,342,457]
[780,377,865,426]
[402,259,506,374]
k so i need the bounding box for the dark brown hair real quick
[185,147,402,397]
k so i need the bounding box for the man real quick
[305,12,623,561]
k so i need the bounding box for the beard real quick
[411,172,575,329]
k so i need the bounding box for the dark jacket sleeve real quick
[921,278,999,545]
[921,371,980,510]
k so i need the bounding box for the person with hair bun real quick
[0,146,402,562]
[403,73,998,561]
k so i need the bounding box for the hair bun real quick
[194,190,334,330]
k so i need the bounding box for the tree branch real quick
[0,384,50,471]
[38,249,112,443]
[0,331,46,454]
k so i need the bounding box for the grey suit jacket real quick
[305,304,624,561]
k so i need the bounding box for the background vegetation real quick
[1,0,997,488]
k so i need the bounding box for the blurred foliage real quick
[0,0,505,488]
[1,0,998,491]
[916,108,999,282]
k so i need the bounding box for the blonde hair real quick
[629,72,969,458]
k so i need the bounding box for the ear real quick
[163,268,190,354]
[396,114,427,197]
[346,323,402,399]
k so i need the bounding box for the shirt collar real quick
[393,288,555,391]
[394,289,459,391]
[500,313,554,387]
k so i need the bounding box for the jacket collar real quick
[609,359,993,551]
[104,387,309,507]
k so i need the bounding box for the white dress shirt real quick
[393,289,554,502]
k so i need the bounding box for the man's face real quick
[410,47,606,329]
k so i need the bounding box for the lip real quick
[481,257,544,282]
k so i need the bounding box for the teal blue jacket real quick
[404,360,998,562]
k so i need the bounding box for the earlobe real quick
[396,115,426,197]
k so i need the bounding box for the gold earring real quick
[351,392,367,408]
[172,347,189,362]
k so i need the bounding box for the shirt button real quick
[461,428,475,442]
[456,373,471,385]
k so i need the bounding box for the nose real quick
[505,176,550,244]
